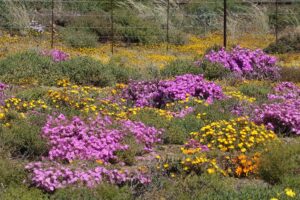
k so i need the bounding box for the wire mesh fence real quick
[0,0,299,53]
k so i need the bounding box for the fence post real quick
[51,0,54,49]
[223,0,227,48]
[166,0,170,51]
[110,0,114,54]
[275,0,278,43]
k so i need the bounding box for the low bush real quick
[160,59,202,78]
[238,82,272,103]
[0,158,26,187]
[50,184,132,200]
[265,33,300,54]
[0,51,60,85]
[258,141,300,185]
[0,115,48,159]
[61,28,98,48]
[0,185,47,200]
[199,60,231,80]
[57,57,116,86]
[114,9,164,44]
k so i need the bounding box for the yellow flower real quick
[285,188,296,198]
[207,168,215,174]
[270,198,278,200]
[163,164,169,169]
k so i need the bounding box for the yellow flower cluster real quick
[193,117,277,153]
[181,155,227,176]
[223,87,256,103]
[4,98,48,112]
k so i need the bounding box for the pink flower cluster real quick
[42,114,162,162]
[26,162,150,191]
[204,46,280,79]
[26,114,161,190]
[159,74,224,104]
[122,74,224,107]
[254,100,300,135]
[0,82,8,105]
[253,82,300,135]
[268,82,300,101]
[42,49,69,62]
[0,82,8,91]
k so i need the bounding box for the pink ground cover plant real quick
[253,82,300,136]
[203,46,280,80]
[26,162,151,191]
[26,114,162,191]
[122,74,224,107]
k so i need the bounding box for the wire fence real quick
[0,0,299,53]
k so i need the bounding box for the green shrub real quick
[109,62,141,83]
[0,116,48,159]
[280,66,300,83]
[58,56,116,87]
[258,141,300,185]
[199,60,231,80]
[160,59,202,78]
[0,51,60,85]
[16,87,48,101]
[61,28,98,48]
[0,185,47,200]
[130,109,203,145]
[50,184,132,200]
[114,9,164,44]
[193,99,237,122]
[238,82,272,103]
[0,158,26,187]
[265,33,300,54]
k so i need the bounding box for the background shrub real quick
[61,28,99,48]
[264,33,300,54]
[160,59,202,78]
[280,66,300,83]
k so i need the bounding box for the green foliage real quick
[160,59,202,78]
[130,109,203,145]
[61,28,99,48]
[16,87,48,101]
[50,184,132,200]
[0,185,47,200]
[258,141,300,185]
[238,82,272,103]
[199,60,231,80]
[280,66,300,83]
[0,114,48,159]
[0,51,60,85]
[58,56,116,87]
[265,33,300,54]
[0,158,26,187]
[194,99,237,122]
[114,9,164,44]
[109,62,141,84]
